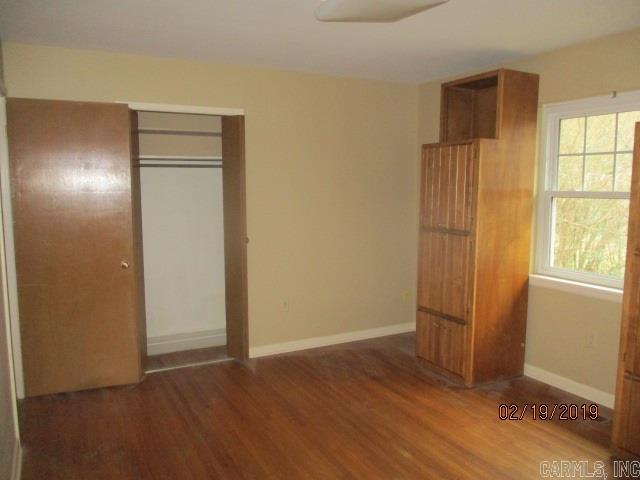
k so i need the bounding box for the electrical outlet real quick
[282,300,290,313]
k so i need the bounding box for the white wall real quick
[141,169,226,336]
[139,112,227,354]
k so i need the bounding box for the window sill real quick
[529,274,622,303]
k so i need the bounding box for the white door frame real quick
[0,94,22,477]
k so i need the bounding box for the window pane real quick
[552,198,629,279]
[617,111,640,152]
[615,153,632,192]
[557,155,583,191]
[559,117,585,154]
[584,154,614,191]
[585,114,616,153]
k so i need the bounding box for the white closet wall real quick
[138,112,226,354]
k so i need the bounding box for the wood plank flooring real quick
[19,333,615,479]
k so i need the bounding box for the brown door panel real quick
[421,143,475,233]
[418,231,471,322]
[7,98,144,396]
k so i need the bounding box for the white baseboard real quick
[147,328,226,355]
[524,364,615,408]
[11,438,21,480]
[249,322,416,358]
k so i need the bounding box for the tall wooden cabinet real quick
[416,69,539,386]
[612,122,640,458]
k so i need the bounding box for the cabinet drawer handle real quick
[634,248,640,257]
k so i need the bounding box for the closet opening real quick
[131,108,248,372]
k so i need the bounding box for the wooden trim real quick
[441,69,502,88]
[129,110,147,372]
[423,140,474,149]
[222,116,249,360]
[624,371,640,383]
[417,306,467,325]
[420,226,470,237]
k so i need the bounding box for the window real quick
[537,92,640,289]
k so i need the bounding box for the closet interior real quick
[6,98,247,397]
[135,111,230,371]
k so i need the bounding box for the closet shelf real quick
[137,128,222,137]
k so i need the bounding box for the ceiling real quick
[1,0,639,84]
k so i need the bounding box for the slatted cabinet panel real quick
[416,312,464,376]
[418,231,471,322]
[421,142,475,233]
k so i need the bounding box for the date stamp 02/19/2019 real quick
[498,403,600,421]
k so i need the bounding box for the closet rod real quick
[136,164,222,169]
[137,128,222,137]
[137,155,222,161]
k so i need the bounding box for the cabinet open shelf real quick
[440,70,500,143]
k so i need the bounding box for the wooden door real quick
[7,99,145,396]
[221,116,249,360]
[418,142,475,324]
[420,142,475,233]
[418,231,471,322]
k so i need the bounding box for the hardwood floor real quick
[19,333,615,479]
[145,345,230,372]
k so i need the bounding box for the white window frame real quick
[536,90,640,289]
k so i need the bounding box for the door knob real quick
[120,261,130,269]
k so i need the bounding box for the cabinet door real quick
[421,142,475,233]
[418,230,471,322]
[416,311,464,376]
[622,123,640,376]
[7,99,145,396]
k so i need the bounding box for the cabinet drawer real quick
[617,374,640,456]
[416,311,465,376]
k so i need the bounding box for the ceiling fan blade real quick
[315,0,450,23]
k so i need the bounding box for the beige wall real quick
[2,42,419,350]
[5,27,635,399]
[419,28,640,397]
